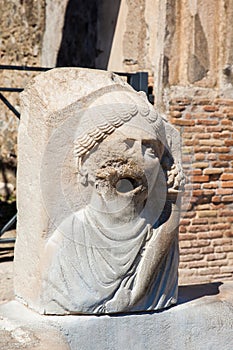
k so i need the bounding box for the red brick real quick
[189,225,209,233]
[212,161,229,167]
[182,211,196,218]
[192,112,209,119]
[213,132,231,139]
[183,126,206,132]
[180,254,204,262]
[198,231,223,239]
[180,219,191,226]
[203,168,223,175]
[225,230,233,237]
[206,253,226,261]
[182,154,193,163]
[188,261,208,268]
[171,98,191,105]
[203,190,215,196]
[191,240,210,247]
[197,210,217,217]
[200,139,223,146]
[223,107,233,113]
[212,147,230,153]
[194,146,212,153]
[221,245,233,252]
[225,140,233,146]
[222,195,233,202]
[194,133,210,139]
[179,241,192,248]
[214,247,222,253]
[212,196,221,203]
[193,98,212,105]
[195,153,206,161]
[206,126,222,132]
[185,184,201,190]
[214,98,233,105]
[206,153,217,160]
[190,169,202,175]
[221,181,233,188]
[178,262,188,269]
[212,133,220,139]
[192,218,208,225]
[192,190,203,196]
[192,162,209,168]
[219,210,233,216]
[222,125,233,132]
[199,267,220,275]
[200,246,214,254]
[202,105,219,112]
[170,105,186,112]
[219,154,233,161]
[178,268,196,277]
[183,139,199,146]
[171,118,195,126]
[220,266,233,273]
[212,238,232,246]
[179,233,197,240]
[202,181,218,188]
[170,111,182,118]
[179,226,187,233]
[182,132,193,139]
[192,175,209,183]
[220,173,233,181]
[221,120,232,125]
[210,112,224,118]
[197,119,218,125]
[208,260,228,267]
[197,231,223,239]
[180,248,200,255]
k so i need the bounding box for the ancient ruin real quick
[14,68,184,314]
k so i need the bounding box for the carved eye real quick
[142,140,163,159]
[144,147,156,157]
[116,178,135,193]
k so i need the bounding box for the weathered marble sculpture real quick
[14,68,184,314]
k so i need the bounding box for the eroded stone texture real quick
[14,68,184,314]
[0,0,45,192]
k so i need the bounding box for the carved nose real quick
[127,140,143,158]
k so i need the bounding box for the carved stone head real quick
[14,68,184,314]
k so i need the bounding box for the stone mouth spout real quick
[115,177,146,196]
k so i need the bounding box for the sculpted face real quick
[79,124,166,224]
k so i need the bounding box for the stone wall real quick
[0,0,45,194]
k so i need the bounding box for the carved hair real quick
[73,94,185,193]
[74,101,163,158]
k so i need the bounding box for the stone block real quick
[14,68,184,315]
[1,282,233,349]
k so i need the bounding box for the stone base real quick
[1,282,233,350]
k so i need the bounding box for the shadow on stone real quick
[56,0,121,69]
[178,282,223,305]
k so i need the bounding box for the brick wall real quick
[169,95,233,284]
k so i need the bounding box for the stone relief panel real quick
[14,68,184,314]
